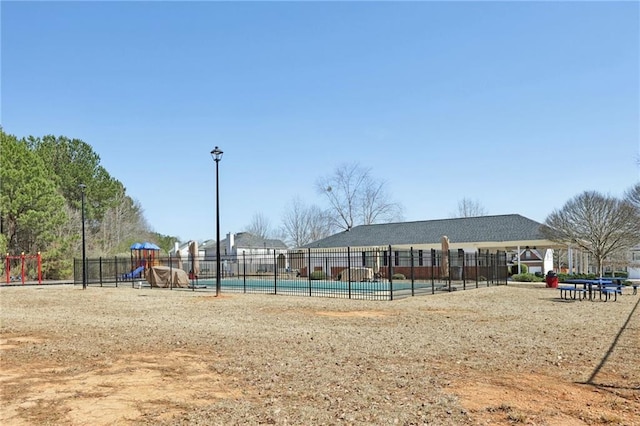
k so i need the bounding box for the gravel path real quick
[1,283,639,425]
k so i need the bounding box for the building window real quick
[362,252,366,267]
[418,250,424,266]
[383,251,388,266]
[394,251,399,266]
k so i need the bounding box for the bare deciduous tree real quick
[450,198,488,218]
[625,182,640,210]
[281,197,333,248]
[246,212,273,239]
[99,192,148,255]
[316,163,403,231]
[542,190,640,276]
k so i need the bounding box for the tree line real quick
[2,128,638,280]
[0,129,177,279]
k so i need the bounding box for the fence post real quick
[410,247,415,297]
[115,256,119,287]
[388,245,393,300]
[168,254,173,290]
[243,251,247,293]
[37,252,42,284]
[273,250,277,295]
[460,249,466,291]
[502,251,508,285]
[448,249,452,292]
[486,251,490,287]
[131,256,135,288]
[431,249,435,294]
[493,251,497,285]
[475,251,479,288]
[308,248,312,297]
[21,252,25,284]
[99,257,103,287]
[347,247,352,299]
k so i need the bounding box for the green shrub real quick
[511,273,543,282]
[309,270,327,280]
[558,273,597,282]
[391,273,406,280]
[510,264,528,275]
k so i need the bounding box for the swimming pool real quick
[189,277,441,300]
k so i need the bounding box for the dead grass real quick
[1,283,639,425]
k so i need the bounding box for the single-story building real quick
[300,214,561,276]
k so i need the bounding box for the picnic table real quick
[560,278,621,301]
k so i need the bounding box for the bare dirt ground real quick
[1,283,639,425]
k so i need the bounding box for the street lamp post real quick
[211,147,223,296]
[79,184,87,290]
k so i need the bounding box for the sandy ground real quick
[1,283,639,425]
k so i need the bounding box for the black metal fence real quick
[74,247,508,301]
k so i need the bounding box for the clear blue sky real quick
[2,1,639,242]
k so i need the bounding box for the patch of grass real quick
[599,413,624,424]
[486,404,528,423]
[507,411,528,423]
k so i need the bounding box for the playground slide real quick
[122,266,145,280]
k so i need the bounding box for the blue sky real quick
[2,1,639,242]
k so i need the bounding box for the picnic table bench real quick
[599,284,622,301]
[558,284,587,300]
[560,279,616,301]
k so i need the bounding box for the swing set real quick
[4,252,42,284]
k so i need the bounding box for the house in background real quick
[206,232,289,274]
[169,241,202,259]
[510,247,554,275]
[628,245,640,280]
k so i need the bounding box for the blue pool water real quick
[190,278,437,294]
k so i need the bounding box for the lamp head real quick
[211,146,223,162]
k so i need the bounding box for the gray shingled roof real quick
[302,214,548,249]
[222,232,288,250]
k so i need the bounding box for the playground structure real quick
[4,252,42,284]
[124,242,161,279]
[122,266,145,280]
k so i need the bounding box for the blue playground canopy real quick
[129,242,161,271]
[130,242,160,250]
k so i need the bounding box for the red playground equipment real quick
[5,252,42,284]
[128,242,160,275]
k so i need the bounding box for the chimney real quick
[227,232,234,253]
